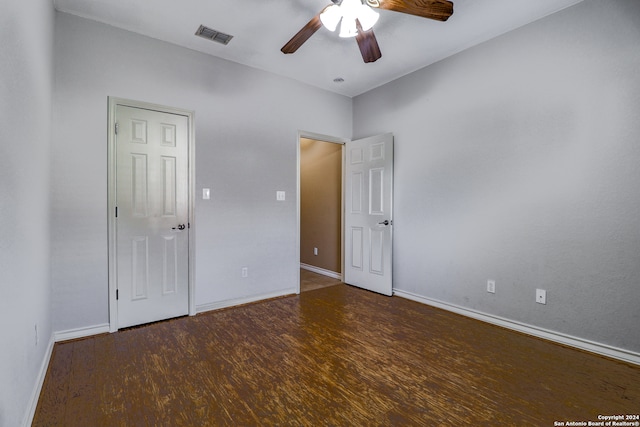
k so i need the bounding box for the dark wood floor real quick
[34,284,639,426]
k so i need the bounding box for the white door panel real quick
[344,133,393,296]
[115,105,190,328]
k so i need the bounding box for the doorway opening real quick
[296,131,394,296]
[297,132,347,293]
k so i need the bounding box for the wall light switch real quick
[202,188,210,200]
[276,191,286,201]
[487,280,496,294]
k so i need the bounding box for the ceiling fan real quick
[281,0,454,63]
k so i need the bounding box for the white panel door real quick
[344,133,393,296]
[115,105,189,328]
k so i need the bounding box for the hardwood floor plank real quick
[95,332,126,426]
[34,284,640,426]
[64,337,97,426]
[33,342,73,425]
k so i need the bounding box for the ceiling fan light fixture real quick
[340,0,361,37]
[321,0,379,37]
[358,3,379,31]
[320,5,341,32]
[339,16,358,38]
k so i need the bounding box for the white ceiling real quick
[53,0,585,97]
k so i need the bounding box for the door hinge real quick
[115,122,119,135]
[115,206,118,218]
[116,289,119,300]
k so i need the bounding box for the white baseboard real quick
[22,335,55,427]
[300,263,342,280]
[394,289,640,366]
[54,323,110,343]
[196,288,297,314]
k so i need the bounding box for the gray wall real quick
[0,0,54,425]
[353,0,640,353]
[51,12,353,332]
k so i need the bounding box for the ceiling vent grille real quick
[195,25,233,45]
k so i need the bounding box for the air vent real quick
[195,25,233,45]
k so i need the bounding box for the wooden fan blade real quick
[373,0,454,22]
[355,21,382,63]
[281,15,323,54]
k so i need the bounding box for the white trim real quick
[300,263,342,280]
[394,290,640,366]
[188,108,196,317]
[296,131,348,295]
[107,97,117,332]
[107,97,196,332]
[54,323,111,342]
[196,289,296,314]
[22,335,55,427]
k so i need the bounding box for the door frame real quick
[296,130,349,294]
[107,97,196,332]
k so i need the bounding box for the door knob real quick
[378,220,392,226]
[172,224,186,230]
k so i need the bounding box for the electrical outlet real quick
[487,280,496,294]
[313,247,318,256]
[536,289,547,304]
[241,267,248,278]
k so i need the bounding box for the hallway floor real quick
[300,268,342,292]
